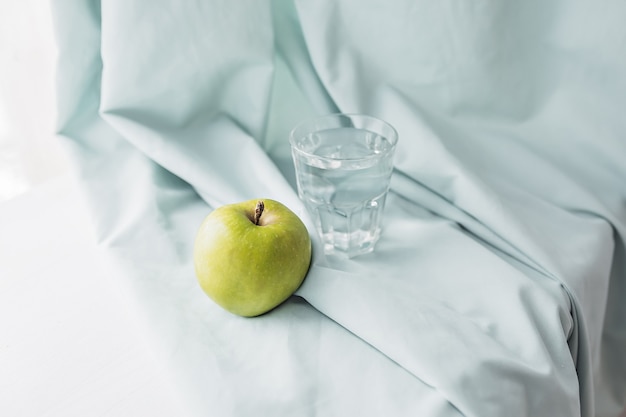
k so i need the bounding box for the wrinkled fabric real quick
[51,0,626,416]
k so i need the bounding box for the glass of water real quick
[289,113,398,258]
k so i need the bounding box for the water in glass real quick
[293,127,395,257]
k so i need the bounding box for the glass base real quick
[320,229,380,258]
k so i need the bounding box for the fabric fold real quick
[52,0,626,416]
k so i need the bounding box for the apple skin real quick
[193,198,312,317]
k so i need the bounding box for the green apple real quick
[193,198,312,317]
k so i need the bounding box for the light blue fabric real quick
[52,0,626,415]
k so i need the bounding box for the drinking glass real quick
[289,113,398,258]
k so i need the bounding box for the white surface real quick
[0,175,185,416]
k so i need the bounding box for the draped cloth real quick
[51,1,626,415]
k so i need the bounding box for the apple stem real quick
[254,200,265,225]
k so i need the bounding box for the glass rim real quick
[289,113,398,163]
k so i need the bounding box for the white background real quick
[0,0,69,202]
